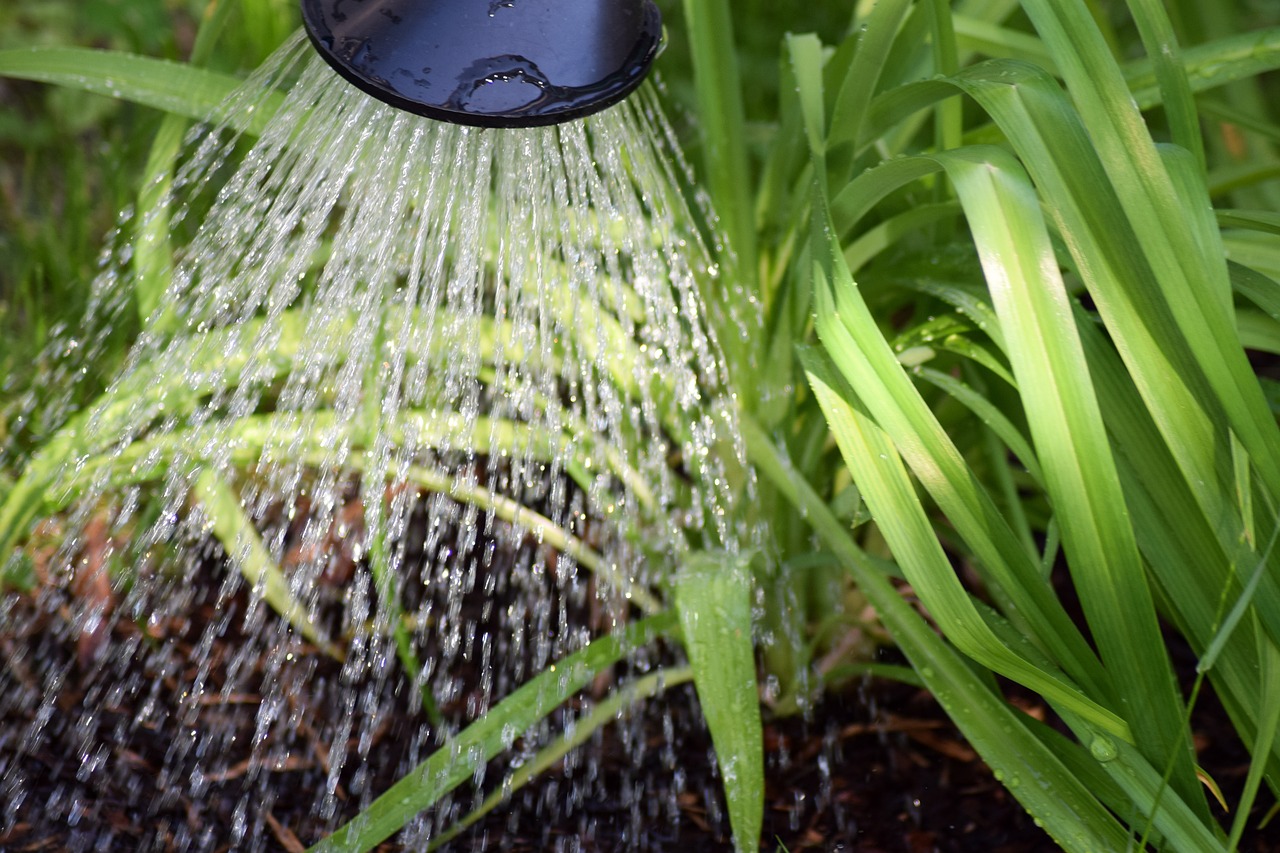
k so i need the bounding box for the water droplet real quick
[1090,736,1118,762]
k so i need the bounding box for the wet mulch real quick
[0,545,1273,851]
[450,662,1272,853]
[0,611,1045,853]
[474,673,1054,853]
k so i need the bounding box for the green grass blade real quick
[1231,263,1280,328]
[806,156,1113,706]
[1238,309,1280,356]
[907,279,1007,352]
[803,346,1230,849]
[427,666,694,850]
[134,0,240,323]
[828,0,914,151]
[1220,209,1280,237]
[1076,303,1280,782]
[1127,26,1280,110]
[801,346,1123,739]
[952,13,1057,72]
[1199,518,1280,675]
[1227,637,1280,851]
[675,552,763,853]
[0,47,277,133]
[843,201,963,272]
[1021,0,1280,517]
[1209,161,1280,199]
[946,56,1280,677]
[1224,230,1280,284]
[925,59,1254,595]
[133,116,185,321]
[926,0,963,156]
[1063,714,1227,852]
[786,33,829,161]
[680,0,757,292]
[1126,0,1204,168]
[307,613,676,853]
[914,366,1043,486]
[191,469,341,659]
[857,56,1278,563]
[937,143,1203,811]
[978,577,1226,851]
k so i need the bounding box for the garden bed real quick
[2,543,1266,851]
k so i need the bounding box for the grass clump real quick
[4,0,1280,850]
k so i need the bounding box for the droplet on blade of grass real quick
[1089,736,1118,763]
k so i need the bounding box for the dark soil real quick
[0,525,1274,852]
[0,592,1046,853]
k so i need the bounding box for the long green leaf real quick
[948,58,1280,662]
[1227,637,1280,851]
[675,552,763,853]
[1126,0,1203,167]
[828,0,914,150]
[935,143,1202,811]
[427,667,694,851]
[811,157,1115,713]
[1127,26,1280,109]
[858,60,1280,661]
[134,0,240,323]
[914,367,1043,486]
[1075,301,1280,783]
[680,0,757,294]
[191,469,341,659]
[0,47,277,133]
[801,344,1121,739]
[308,613,676,853]
[1021,0,1280,538]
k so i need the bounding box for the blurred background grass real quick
[0,0,295,373]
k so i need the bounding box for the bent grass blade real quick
[191,468,342,659]
[307,613,676,853]
[741,413,1132,853]
[426,666,694,851]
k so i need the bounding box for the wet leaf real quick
[0,47,279,133]
[192,470,342,661]
[309,613,677,853]
[675,551,763,853]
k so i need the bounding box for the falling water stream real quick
[0,30,747,850]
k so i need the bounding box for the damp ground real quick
[2,533,1269,852]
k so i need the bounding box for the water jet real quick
[0,4,754,850]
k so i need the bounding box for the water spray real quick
[300,0,662,127]
[0,4,747,847]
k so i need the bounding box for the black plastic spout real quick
[300,0,662,128]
